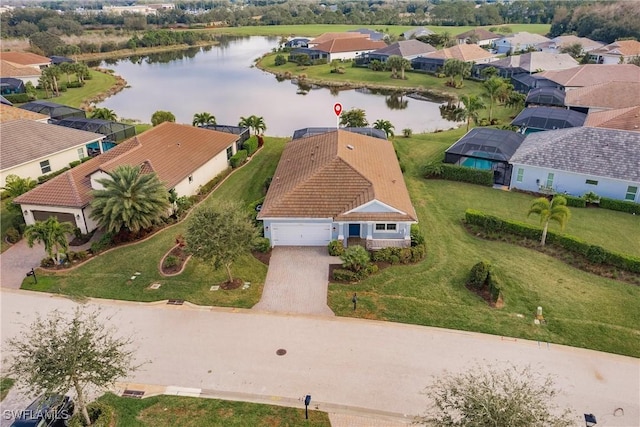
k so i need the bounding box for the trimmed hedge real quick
[333,268,359,282]
[328,240,344,256]
[38,167,71,184]
[564,195,586,208]
[600,197,640,215]
[230,150,248,168]
[4,93,30,103]
[468,260,490,289]
[465,209,640,273]
[243,137,258,156]
[439,164,493,187]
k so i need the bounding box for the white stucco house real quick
[0,119,105,188]
[14,122,242,233]
[509,127,640,203]
[258,130,418,248]
[494,32,550,54]
[588,40,640,64]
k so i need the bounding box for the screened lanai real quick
[19,100,85,120]
[444,128,525,185]
[292,127,387,140]
[525,87,566,107]
[511,107,586,133]
[51,117,136,142]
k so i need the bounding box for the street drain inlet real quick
[276,348,287,356]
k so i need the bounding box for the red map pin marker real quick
[334,103,343,116]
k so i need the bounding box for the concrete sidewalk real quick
[1,290,638,426]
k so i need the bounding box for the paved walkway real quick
[253,247,339,316]
[1,290,638,427]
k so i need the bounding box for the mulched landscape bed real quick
[251,250,271,265]
[329,261,391,283]
[219,278,243,290]
[161,245,190,275]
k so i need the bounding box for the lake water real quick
[98,36,460,137]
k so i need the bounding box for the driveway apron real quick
[253,247,339,316]
[0,239,46,289]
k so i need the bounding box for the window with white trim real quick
[516,168,524,182]
[546,172,554,188]
[188,175,193,183]
[77,148,85,159]
[375,223,397,231]
[625,185,638,201]
[40,160,51,174]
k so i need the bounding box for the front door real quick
[348,224,361,237]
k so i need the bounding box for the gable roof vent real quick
[347,144,354,150]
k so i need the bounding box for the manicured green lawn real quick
[33,70,116,109]
[94,393,330,426]
[0,377,15,402]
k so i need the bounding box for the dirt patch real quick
[69,230,95,246]
[466,284,503,308]
[161,246,189,275]
[252,250,271,265]
[219,278,243,290]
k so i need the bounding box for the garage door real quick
[32,210,76,225]
[271,223,331,246]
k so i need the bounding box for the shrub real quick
[583,191,600,204]
[68,401,113,427]
[340,245,370,272]
[163,255,179,269]
[274,54,286,66]
[440,164,493,186]
[252,237,271,253]
[4,93,30,103]
[332,268,358,282]
[5,227,20,243]
[175,195,193,215]
[328,240,344,256]
[468,261,490,289]
[243,137,258,156]
[564,195,586,208]
[197,168,232,195]
[40,257,55,268]
[410,224,425,246]
[230,150,248,168]
[75,250,88,261]
[599,197,640,214]
[486,271,503,305]
[402,128,413,137]
[67,81,84,88]
[410,244,427,262]
[586,245,607,264]
[90,232,114,254]
[38,167,71,184]
[69,160,82,168]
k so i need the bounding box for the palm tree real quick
[339,108,368,127]
[239,115,267,135]
[90,165,171,234]
[483,76,508,122]
[90,108,118,121]
[459,95,485,132]
[1,174,37,199]
[373,119,395,138]
[527,196,571,246]
[386,55,411,80]
[192,112,217,127]
[506,91,526,110]
[24,217,75,264]
[443,59,471,88]
[41,67,61,97]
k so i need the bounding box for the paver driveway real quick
[253,247,339,316]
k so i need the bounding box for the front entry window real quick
[375,223,397,231]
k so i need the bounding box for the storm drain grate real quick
[276,348,287,356]
[122,390,145,398]
[167,299,184,305]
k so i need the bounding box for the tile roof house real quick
[14,122,242,233]
[584,106,640,132]
[1,119,104,188]
[589,40,640,64]
[0,52,51,69]
[454,28,500,47]
[537,64,640,91]
[412,44,497,73]
[475,52,578,78]
[367,40,436,63]
[563,81,640,113]
[0,60,41,86]
[494,32,550,54]
[402,27,435,40]
[509,127,640,202]
[0,104,49,123]
[348,28,386,41]
[308,32,368,47]
[536,35,604,55]
[300,38,387,62]
[258,130,418,248]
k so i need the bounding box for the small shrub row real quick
[252,237,271,253]
[564,195,586,208]
[4,93,30,103]
[410,224,425,246]
[332,268,359,282]
[38,167,71,184]
[66,81,84,88]
[465,209,640,273]
[243,137,258,156]
[230,150,248,168]
[5,227,21,243]
[67,250,88,262]
[90,232,114,255]
[197,168,232,196]
[600,197,640,215]
[370,245,426,264]
[428,164,493,187]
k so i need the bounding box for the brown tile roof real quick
[584,106,640,132]
[564,81,640,110]
[15,122,240,208]
[455,28,499,42]
[0,52,51,67]
[0,104,49,123]
[489,52,578,73]
[309,32,368,45]
[258,130,417,222]
[0,60,42,78]
[538,64,640,88]
[314,38,387,54]
[425,44,495,62]
[1,120,104,170]
[591,40,640,57]
[543,35,603,51]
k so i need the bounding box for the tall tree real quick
[425,364,573,427]
[151,110,176,126]
[7,308,139,426]
[442,59,471,88]
[459,95,485,132]
[340,108,368,127]
[192,111,217,127]
[1,174,36,199]
[483,76,508,121]
[90,107,118,121]
[386,55,411,80]
[239,115,267,135]
[41,66,61,97]
[185,201,257,283]
[373,119,395,138]
[24,217,75,264]
[527,195,571,246]
[90,165,170,234]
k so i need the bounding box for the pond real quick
[97,36,460,137]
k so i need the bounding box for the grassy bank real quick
[35,69,118,109]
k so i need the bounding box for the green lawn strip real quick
[1,199,20,253]
[0,377,15,401]
[35,70,117,109]
[21,137,287,305]
[96,393,330,427]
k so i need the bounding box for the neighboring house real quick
[0,77,25,95]
[402,27,434,39]
[0,60,41,87]
[454,28,499,47]
[536,35,603,55]
[366,40,436,63]
[0,52,51,69]
[348,28,386,41]
[0,104,49,123]
[284,38,310,48]
[304,38,388,62]
[589,40,640,64]
[14,122,242,234]
[308,32,368,48]
[563,81,640,113]
[474,52,578,78]
[49,55,75,65]
[493,32,550,54]
[537,64,640,91]
[412,44,497,73]
[0,119,105,188]
[509,127,640,202]
[584,106,640,132]
[19,100,86,120]
[258,130,418,249]
[525,87,566,107]
[510,106,587,134]
[510,73,560,94]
